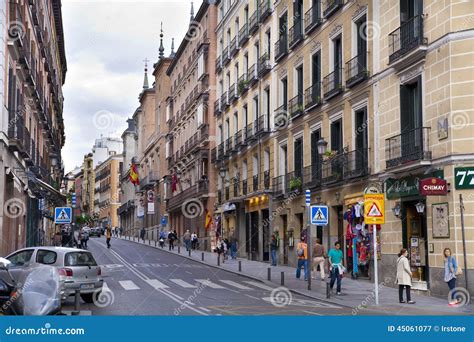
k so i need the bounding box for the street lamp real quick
[415,201,425,214]
[392,202,401,218]
[219,167,226,240]
[317,138,328,156]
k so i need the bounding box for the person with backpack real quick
[168,230,175,250]
[270,234,278,266]
[159,230,166,248]
[328,241,344,295]
[396,248,415,304]
[191,232,198,250]
[295,237,308,281]
[312,238,327,280]
[443,248,461,305]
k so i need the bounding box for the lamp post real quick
[392,202,401,218]
[219,167,226,241]
[317,138,329,250]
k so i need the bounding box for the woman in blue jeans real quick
[444,248,460,305]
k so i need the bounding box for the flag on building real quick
[205,209,213,230]
[130,163,140,185]
[171,173,178,193]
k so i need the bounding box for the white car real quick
[5,247,103,303]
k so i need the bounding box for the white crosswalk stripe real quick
[169,279,197,288]
[196,279,226,289]
[243,281,275,291]
[119,280,140,290]
[220,280,252,290]
[145,279,169,289]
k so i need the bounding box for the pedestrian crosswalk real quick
[113,277,277,293]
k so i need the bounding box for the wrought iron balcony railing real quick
[230,36,239,57]
[388,15,425,64]
[249,11,260,35]
[385,127,431,168]
[323,67,343,100]
[275,36,288,62]
[324,0,344,18]
[289,93,304,119]
[248,64,259,86]
[258,53,271,77]
[239,23,249,47]
[305,2,322,34]
[345,53,368,88]
[289,21,304,49]
[238,73,250,96]
[259,0,272,23]
[252,174,259,192]
[304,83,322,110]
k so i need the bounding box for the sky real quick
[61,0,192,172]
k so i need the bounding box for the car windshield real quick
[64,252,97,267]
[7,249,34,266]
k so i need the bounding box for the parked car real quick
[5,247,103,303]
[90,227,101,237]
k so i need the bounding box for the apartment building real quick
[165,1,218,249]
[81,153,94,217]
[0,0,67,254]
[212,0,275,261]
[95,154,122,229]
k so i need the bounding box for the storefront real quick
[244,195,270,261]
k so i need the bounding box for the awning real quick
[27,173,66,206]
[223,203,236,212]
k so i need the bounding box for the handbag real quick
[455,267,463,276]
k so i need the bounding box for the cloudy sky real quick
[61,0,192,171]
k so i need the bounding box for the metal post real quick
[72,289,80,315]
[202,252,204,261]
[267,267,271,281]
[188,249,191,257]
[373,224,379,305]
[178,245,180,254]
[306,190,312,291]
[281,271,285,286]
[460,194,469,292]
[326,281,330,299]
[238,260,242,272]
[155,240,157,247]
[217,254,220,266]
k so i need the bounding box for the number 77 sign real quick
[455,167,474,189]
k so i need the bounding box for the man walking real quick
[295,237,308,281]
[183,229,191,251]
[105,226,112,249]
[168,230,175,250]
[270,234,278,266]
[312,238,326,280]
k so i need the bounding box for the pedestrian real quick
[191,232,198,250]
[230,238,238,259]
[183,229,191,251]
[328,241,344,295]
[270,234,278,266]
[295,237,308,281]
[216,237,224,264]
[105,226,112,249]
[444,247,461,305]
[159,230,166,248]
[81,228,89,249]
[168,230,175,250]
[312,238,327,281]
[223,238,230,260]
[396,248,415,304]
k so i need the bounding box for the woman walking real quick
[444,248,461,305]
[396,248,415,304]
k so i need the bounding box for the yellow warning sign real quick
[364,194,385,224]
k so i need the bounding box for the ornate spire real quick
[158,22,165,59]
[170,38,175,58]
[143,58,149,89]
[190,2,195,22]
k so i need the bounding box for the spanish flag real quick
[130,163,140,186]
[205,209,212,230]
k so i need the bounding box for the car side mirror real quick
[0,257,11,270]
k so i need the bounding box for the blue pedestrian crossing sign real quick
[310,205,329,225]
[55,207,72,224]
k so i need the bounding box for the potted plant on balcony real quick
[289,177,302,191]
[323,150,337,160]
[238,79,249,94]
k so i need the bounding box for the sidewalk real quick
[119,236,473,315]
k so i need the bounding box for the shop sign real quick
[419,177,448,196]
[454,167,474,189]
[385,176,420,199]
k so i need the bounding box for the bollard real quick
[326,281,330,299]
[188,249,191,257]
[238,260,242,272]
[267,267,271,281]
[281,272,285,286]
[201,252,204,261]
[217,255,220,266]
[149,240,151,245]
[155,240,157,247]
[72,289,81,315]
[178,246,180,254]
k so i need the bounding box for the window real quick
[311,129,322,179]
[234,63,239,83]
[7,249,34,267]
[294,137,303,178]
[265,30,271,57]
[279,12,288,41]
[400,77,423,158]
[296,64,303,96]
[244,54,249,73]
[293,0,303,31]
[243,104,248,127]
[244,5,249,24]
[330,118,343,153]
[198,53,205,78]
[197,103,204,127]
[65,252,98,267]
[279,144,288,176]
[36,250,57,265]
[281,77,288,110]
[252,154,259,176]
[312,51,321,87]
[253,96,259,124]
[233,112,238,134]
[333,35,342,73]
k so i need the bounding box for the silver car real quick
[5,247,103,303]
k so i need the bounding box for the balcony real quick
[289,93,304,119]
[214,99,222,116]
[303,165,321,189]
[256,115,270,136]
[385,127,431,168]
[167,184,199,210]
[344,149,369,179]
[274,36,288,62]
[225,186,230,201]
[259,0,272,23]
[246,122,256,143]
[238,73,250,96]
[323,68,343,100]
[217,143,225,159]
[247,64,259,86]
[217,190,222,204]
[249,11,259,35]
[252,174,259,192]
[345,54,368,88]
[388,15,426,67]
[239,23,249,47]
[287,172,303,193]
[263,170,271,190]
[221,91,229,111]
[305,3,322,34]
[242,179,248,196]
[289,21,304,50]
[198,179,209,196]
[211,147,217,163]
[272,175,286,197]
[234,130,242,150]
[304,83,322,110]
[223,46,231,66]
[7,110,25,153]
[258,53,271,77]
[226,136,235,153]
[321,153,345,185]
[274,104,289,130]
[324,0,344,18]
[228,83,238,103]
[232,178,240,197]
[230,36,239,57]
[216,55,222,73]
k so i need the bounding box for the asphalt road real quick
[62,237,358,316]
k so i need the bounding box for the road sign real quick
[55,207,72,224]
[364,194,385,224]
[310,205,329,225]
[305,189,311,207]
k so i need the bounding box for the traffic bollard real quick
[155,240,157,247]
[72,289,80,315]
[217,255,220,266]
[178,246,180,254]
[326,281,330,299]
[267,267,271,281]
[188,249,191,257]
[281,272,285,286]
[201,252,204,261]
[149,240,151,245]
[238,260,242,272]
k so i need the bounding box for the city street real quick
[61,237,359,316]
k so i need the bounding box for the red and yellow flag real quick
[205,209,213,230]
[130,163,140,185]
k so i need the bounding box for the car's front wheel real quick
[81,293,94,303]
